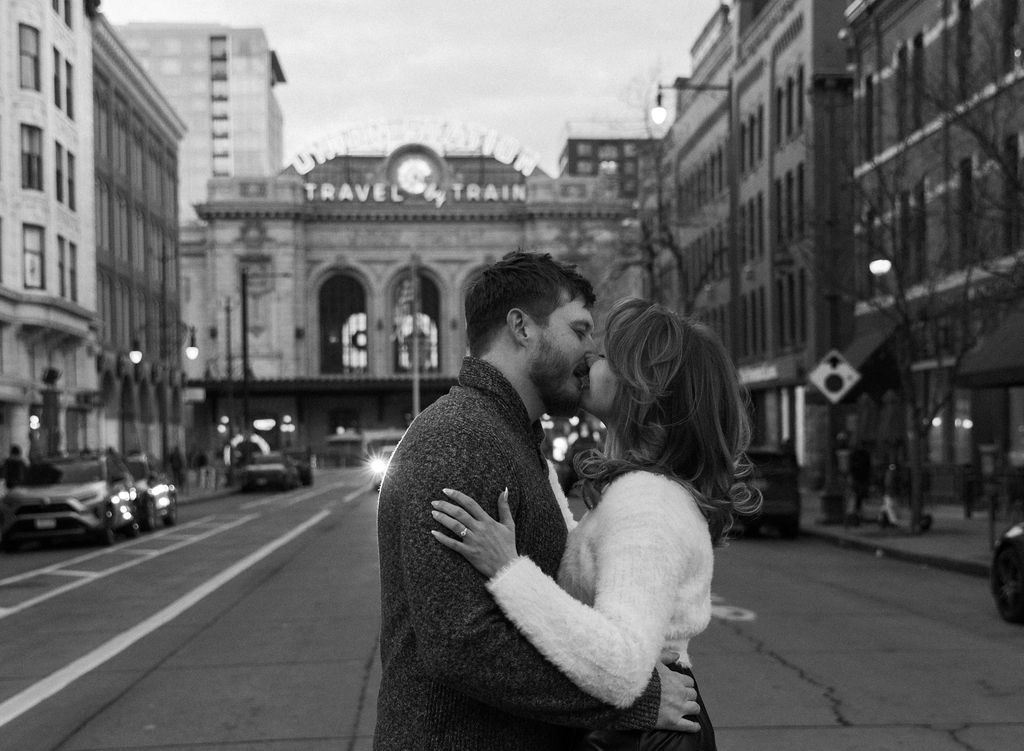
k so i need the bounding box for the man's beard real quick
[529,334,582,417]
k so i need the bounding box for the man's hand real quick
[653,662,701,732]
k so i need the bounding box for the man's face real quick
[527,297,596,417]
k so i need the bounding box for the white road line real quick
[0,517,217,587]
[0,509,330,729]
[0,515,258,620]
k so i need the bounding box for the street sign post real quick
[808,349,861,404]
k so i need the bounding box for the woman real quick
[431,298,760,750]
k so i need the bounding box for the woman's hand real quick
[430,488,518,578]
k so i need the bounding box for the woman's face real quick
[581,352,617,424]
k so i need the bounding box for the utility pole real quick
[410,254,421,418]
[241,267,251,440]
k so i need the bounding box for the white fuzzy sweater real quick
[487,470,713,708]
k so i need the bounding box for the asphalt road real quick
[1,472,1021,750]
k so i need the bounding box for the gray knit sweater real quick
[374,357,661,751]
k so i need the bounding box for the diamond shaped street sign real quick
[808,349,861,404]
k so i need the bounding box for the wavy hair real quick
[577,298,761,544]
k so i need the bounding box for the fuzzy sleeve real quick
[486,473,703,707]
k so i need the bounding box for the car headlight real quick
[1007,524,1024,539]
[368,457,389,475]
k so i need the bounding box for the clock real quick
[394,154,435,195]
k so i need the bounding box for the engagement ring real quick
[458,526,468,538]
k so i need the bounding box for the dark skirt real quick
[575,666,717,751]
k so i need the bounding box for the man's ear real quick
[506,308,531,347]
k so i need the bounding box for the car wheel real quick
[2,537,20,553]
[993,546,1024,623]
[96,524,116,547]
[163,499,178,527]
[124,520,141,539]
[140,498,158,532]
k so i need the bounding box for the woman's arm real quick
[432,474,704,708]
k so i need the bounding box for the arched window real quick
[393,272,440,372]
[319,274,368,374]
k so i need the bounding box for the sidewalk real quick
[798,494,1004,578]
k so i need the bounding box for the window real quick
[21,125,43,190]
[55,142,64,203]
[959,157,974,262]
[796,65,805,129]
[862,75,875,159]
[53,48,62,108]
[911,34,925,130]
[895,44,908,139]
[957,0,973,100]
[19,25,41,91]
[64,0,72,26]
[756,104,765,160]
[58,235,67,297]
[785,76,794,137]
[23,224,44,289]
[775,86,784,145]
[67,151,76,210]
[796,163,805,236]
[785,170,794,240]
[210,35,228,59]
[576,142,593,157]
[597,144,619,160]
[65,61,74,119]
[69,241,78,302]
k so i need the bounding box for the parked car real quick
[238,453,300,492]
[1,452,139,551]
[284,447,314,486]
[991,522,1024,623]
[125,452,178,530]
[741,446,802,539]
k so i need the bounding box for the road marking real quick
[710,593,757,622]
[0,509,330,729]
[0,515,257,620]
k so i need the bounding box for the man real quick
[375,252,697,750]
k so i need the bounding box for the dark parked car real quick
[125,453,178,530]
[239,453,300,492]
[991,522,1024,623]
[741,446,802,539]
[1,452,139,551]
[284,448,314,486]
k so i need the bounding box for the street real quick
[1,471,1021,750]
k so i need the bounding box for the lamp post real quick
[238,266,290,442]
[649,77,737,346]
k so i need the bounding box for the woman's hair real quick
[577,297,760,544]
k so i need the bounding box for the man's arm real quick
[384,428,660,730]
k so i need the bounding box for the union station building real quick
[180,119,643,464]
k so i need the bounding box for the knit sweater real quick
[374,357,661,751]
[487,471,714,708]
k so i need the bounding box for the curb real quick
[801,524,990,578]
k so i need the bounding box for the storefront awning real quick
[844,319,896,369]
[957,308,1024,388]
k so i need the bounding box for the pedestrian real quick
[433,297,760,750]
[848,443,872,519]
[375,253,700,751]
[3,445,28,489]
[168,446,185,489]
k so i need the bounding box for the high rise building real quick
[113,23,286,225]
[1,0,98,457]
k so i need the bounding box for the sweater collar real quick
[458,357,545,448]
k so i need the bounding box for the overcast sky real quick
[100,0,724,175]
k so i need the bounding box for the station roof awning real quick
[957,308,1024,388]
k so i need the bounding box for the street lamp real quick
[869,258,893,276]
[184,326,199,361]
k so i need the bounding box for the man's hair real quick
[464,251,595,356]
